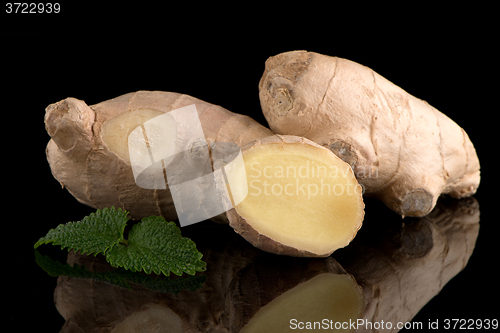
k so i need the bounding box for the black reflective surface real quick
[32,197,482,332]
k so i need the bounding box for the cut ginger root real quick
[45,91,363,257]
[227,135,364,257]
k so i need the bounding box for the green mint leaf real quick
[34,207,129,256]
[34,208,206,278]
[105,216,206,276]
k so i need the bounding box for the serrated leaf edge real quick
[34,208,206,278]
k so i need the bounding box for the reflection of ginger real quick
[225,255,364,333]
[336,197,480,332]
[53,198,478,332]
[111,304,183,333]
[54,225,250,332]
[54,224,363,332]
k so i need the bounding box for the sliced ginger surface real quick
[230,137,364,257]
[241,273,364,333]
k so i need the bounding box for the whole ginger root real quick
[259,51,480,217]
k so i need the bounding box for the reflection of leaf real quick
[124,268,207,294]
[34,250,206,294]
[34,250,132,289]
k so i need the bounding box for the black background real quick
[3,4,496,332]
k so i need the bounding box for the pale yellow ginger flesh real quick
[241,273,364,333]
[232,141,364,256]
[101,108,164,164]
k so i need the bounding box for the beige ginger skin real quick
[45,91,273,221]
[259,51,480,217]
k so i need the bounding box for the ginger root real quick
[259,51,480,217]
[45,91,272,221]
[45,91,364,256]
